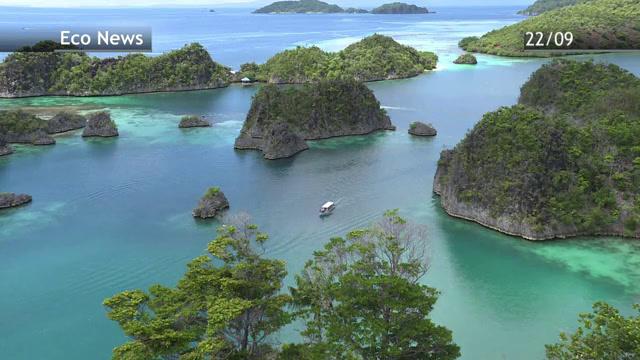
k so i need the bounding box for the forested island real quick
[0,43,231,97]
[371,2,430,14]
[460,0,640,57]
[518,0,586,15]
[239,34,437,83]
[253,0,344,13]
[235,79,394,159]
[254,0,429,14]
[434,60,640,240]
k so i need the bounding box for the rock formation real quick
[234,79,395,159]
[0,192,32,209]
[408,122,437,136]
[179,115,211,128]
[82,112,118,138]
[192,187,230,219]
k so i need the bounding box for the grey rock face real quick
[0,137,12,156]
[179,115,211,128]
[47,112,86,134]
[408,122,437,136]
[0,192,32,209]
[82,112,118,138]
[192,188,230,219]
[262,123,310,160]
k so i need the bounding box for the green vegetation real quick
[104,214,291,359]
[460,0,640,57]
[253,0,344,13]
[204,186,221,198]
[246,34,437,83]
[0,43,230,97]
[286,210,460,359]
[105,211,459,359]
[0,110,47,136]
[436,60,640,238]
[546,302,640,359]
[518,0,587,15]
[371,2,430,14]
[453,53,478,64]
[240,79,390,138]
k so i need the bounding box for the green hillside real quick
[461,0,640,57]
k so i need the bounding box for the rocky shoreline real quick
[82,112,118,138]
[235,79,395,159]
[0,192,32,209]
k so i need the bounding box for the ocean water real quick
[1,6,640,360]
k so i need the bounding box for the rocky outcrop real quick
[434,61,640,241]
[453,53,478,65]
[0,192,32,209]
[0,43,231,98]
[192,187,230,219]
[179,115,211,128]
[0,110,55,145]
[408,122,437,136]
[0,137,13,156]
[47,112,86,134]
[82,112,118,138]
[234,80,395,159]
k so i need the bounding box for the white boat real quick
[319,201,335,216]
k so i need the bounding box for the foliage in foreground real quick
[546,302,640,359]
[460,0,640,57]
[105,211,459,359]
[244,34,438,83]
[284,210,460,359]
[104,213,290,359]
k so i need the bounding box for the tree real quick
[545,301,640,360]
[286,210,460,360]
[104,213,291,359]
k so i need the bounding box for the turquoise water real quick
[1,7,640,360]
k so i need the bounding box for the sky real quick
[0,0,533,8]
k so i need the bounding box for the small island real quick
[179,115,211,128]
[434,60,640,240]
[408,122,437,136]
[242,34,437,84]
[0,192,32,210]
[0,43,231,98]
[82,112,118,138]
[453,53,478,65]
[254,0,344,14]
[371,2,430,14]
[192,187,230,219]
[0,110,55,145]
[459,0,640,57]
[235,79,395,159]
[47,111,87,134]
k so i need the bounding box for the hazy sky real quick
[0,0,532,8]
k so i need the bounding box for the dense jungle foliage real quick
[460,0,640,57]
[371,2,430,14]
[246,34,438,83]
[253,0,344,13]
[438,60,640,236]
[518,0,587,15]
[0,43,230,96]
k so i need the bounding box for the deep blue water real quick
[1,6,640,360]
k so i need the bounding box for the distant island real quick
[254,0,430,14]
[0,43,231,98]
[460,0,640,57]
[235,79,395,159]
[371,2,430,14]
[518,0,586,15]
[253,0,344,13]
[239,34,437,84]
[434,60,640,240]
